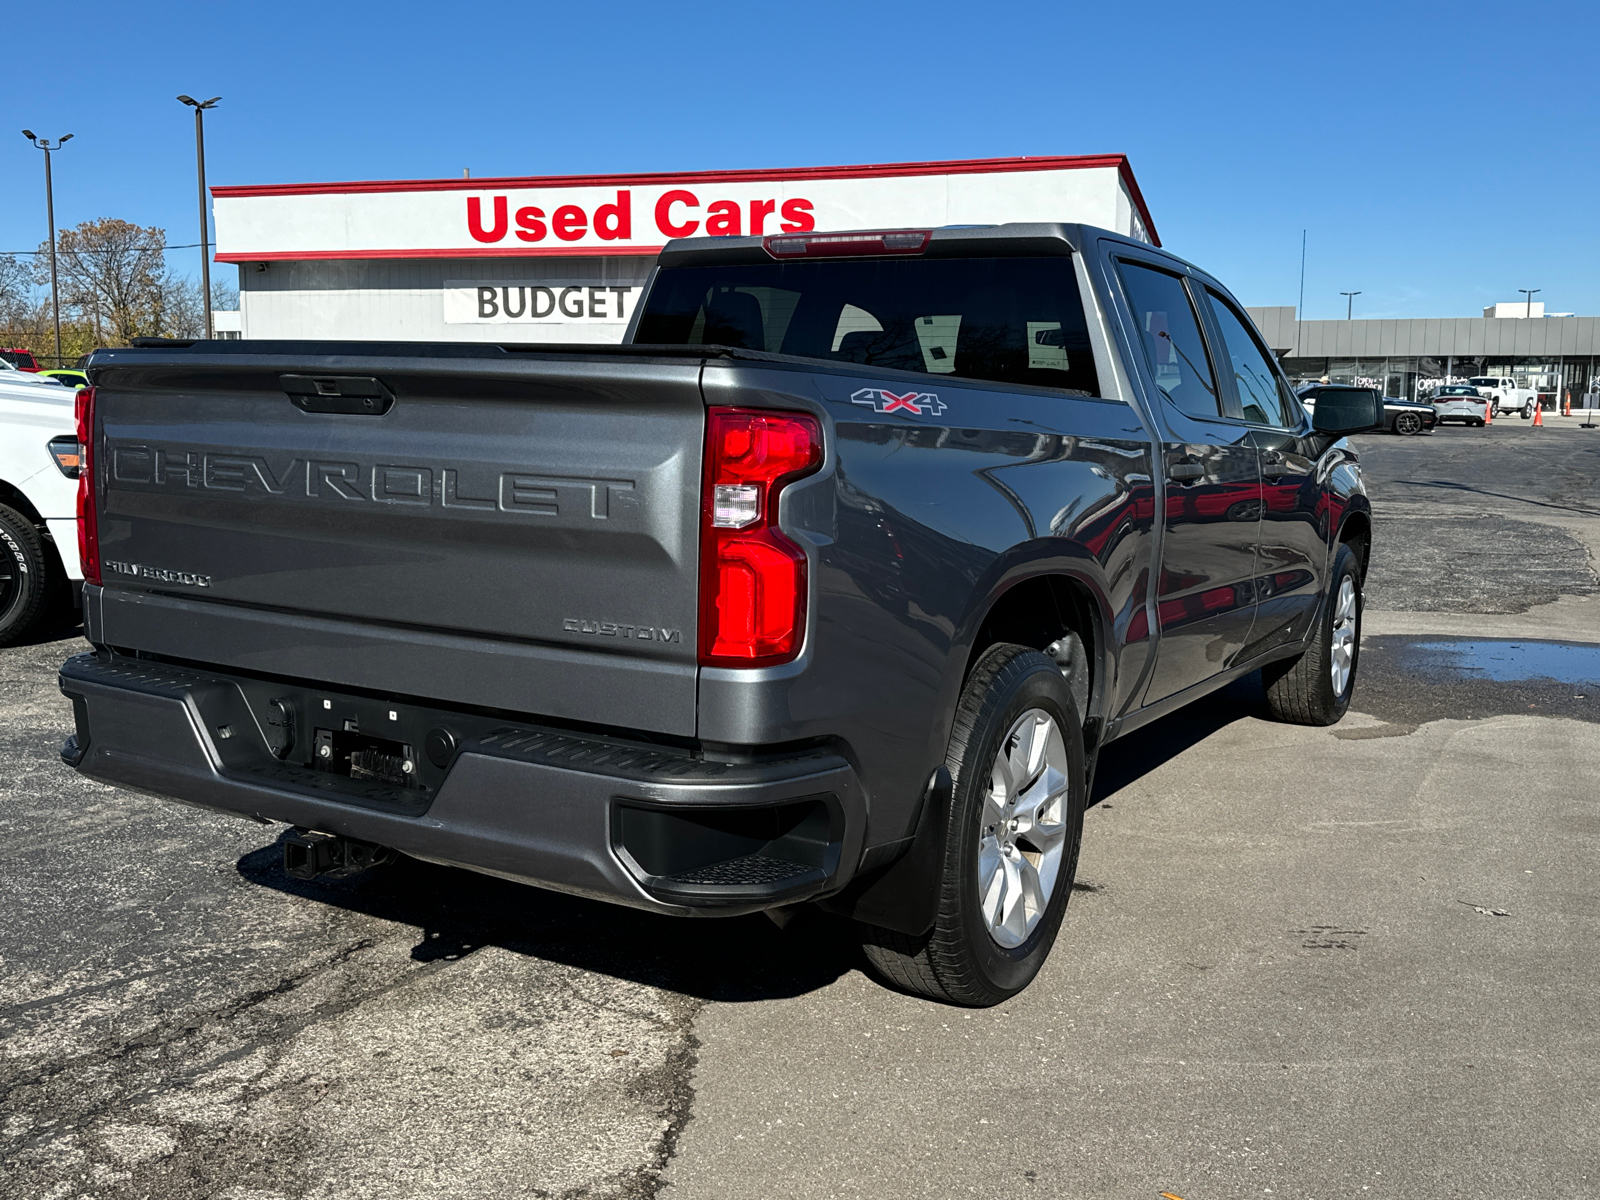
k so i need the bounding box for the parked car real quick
[58,223,1379,1006]
[0,347,42,372]
[1299,385,1435,435]
[1432,384,1488,426]
[1467,376,1536,419]
[0,357,70,388]
[37,369,88,388]
[0,365,83,644]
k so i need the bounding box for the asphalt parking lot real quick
[3,419,1597,1200]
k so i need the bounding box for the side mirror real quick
[1312,389,1383,435]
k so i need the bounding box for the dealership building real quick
[214,154,1159,344]
[1244,306,1600,405]
[213,153,1596,403]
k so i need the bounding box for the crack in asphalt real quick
[1,936,385,1151]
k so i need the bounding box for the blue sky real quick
[5,0,1596,320]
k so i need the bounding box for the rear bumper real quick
[58,653,867,917]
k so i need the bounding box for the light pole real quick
[178,95,220,338]
[1340,291,1361,320]
[21,130,73,367]
[1519,288,1541,319]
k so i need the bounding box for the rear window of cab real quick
[635,256,1102,397]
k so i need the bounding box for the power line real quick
[1,242,207,254]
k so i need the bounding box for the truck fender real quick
[824,549,1119,937]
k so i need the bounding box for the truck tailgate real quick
[90,348,705,735]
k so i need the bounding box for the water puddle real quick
[1395,639,1600,685]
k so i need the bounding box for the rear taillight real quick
[763,229,931,259]
[75,386,100,586]
[699,408,822,667]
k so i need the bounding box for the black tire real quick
[1521,403,1534,420]
[0,503,60,648]
[859,643,1086,1007]
[1392,411,1423,435]
[1262,542,1363,726]
[1474,419,1486,427]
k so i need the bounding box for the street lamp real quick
[21,130,73,367]
[177,95,220,338]
[1340,291,1362,320]
[1519,288,1541,319]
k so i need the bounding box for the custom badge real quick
[850,387,948,417]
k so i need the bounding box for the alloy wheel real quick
[977,708,1071,948]
[1330,575,1358,697]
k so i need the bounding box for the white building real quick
[213,155,1160,344]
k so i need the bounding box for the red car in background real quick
[0,349,41,372]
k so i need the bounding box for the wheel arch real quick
[0,480,47,526]
[954,548,1118,745]
[1336,509,1372,579]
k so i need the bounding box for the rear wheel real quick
[1522,402,1534,419]
[859,642,1086,1006]
[1393,411,1423,435]
[0,503,59,648]
[1490,400,1501,418]
[1262,543,1362,726]
[1474,419,1486,427]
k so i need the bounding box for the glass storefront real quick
[1278,355,1598,404]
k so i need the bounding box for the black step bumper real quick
[58,653,866,917]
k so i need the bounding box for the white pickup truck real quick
[1467,376,1537,419]
[0,361,82,644]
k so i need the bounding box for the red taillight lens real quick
[763,229,931,259]
[700,408,822,667]
[75,386,100,586]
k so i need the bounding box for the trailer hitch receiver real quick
[283,830,395,881]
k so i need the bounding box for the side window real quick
[1205,290,1297,427]
[1117,262,1220,419]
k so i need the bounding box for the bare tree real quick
[0,254,32,328]
[43,218,167,344]
[211,276,239,313]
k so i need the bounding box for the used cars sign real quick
[212,155,1160,263]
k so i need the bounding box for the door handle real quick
[1169,462,1205,482]
[1262,463,1293,478]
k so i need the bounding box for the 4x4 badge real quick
[851,387,947,416]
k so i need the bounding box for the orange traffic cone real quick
[1484,397,1492,426]
[1564,395,1572,417]
[1533,401,1544,427]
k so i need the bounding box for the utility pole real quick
[178,96,220,338]
[1340,291,1361,320]
[21,130,73,366]
[1296,230,1306,355]
[1519,287,1541,319]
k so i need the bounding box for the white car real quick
[1467,376,1537,419]
[0,362,82,645]
[1431,384,1489,426]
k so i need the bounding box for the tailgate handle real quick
[280,374,395,415]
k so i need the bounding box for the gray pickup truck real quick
[59,223,1379,1006]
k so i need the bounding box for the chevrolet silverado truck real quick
[58,224,1379,1006]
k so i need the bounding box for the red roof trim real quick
[216,246,664,264]
[211,154,1128,197]
[1114,159,1160,246]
